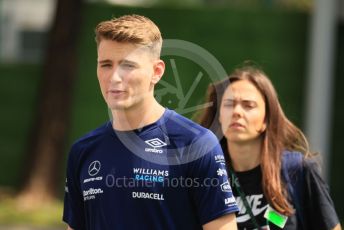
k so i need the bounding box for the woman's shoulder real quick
[281,150,304,172]
[282,150,319,170]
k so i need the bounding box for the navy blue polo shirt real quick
[63,109,238,230]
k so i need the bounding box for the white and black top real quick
[232,158,339,230]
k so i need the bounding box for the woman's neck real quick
[227,138,263,172]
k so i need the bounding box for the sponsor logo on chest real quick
[133,168,169,183]
[132,192,164,201]
[82,160,104,201]
[144,138,167,154]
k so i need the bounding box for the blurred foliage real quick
[0,64,41,188]
[103,0,313,11]
[330,23,344,221]
[277,0,313,11]
[0,196,63,227]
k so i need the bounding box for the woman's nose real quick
[232,104,243,117]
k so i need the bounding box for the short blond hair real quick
[95,14,162,58]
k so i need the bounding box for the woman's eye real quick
[244,103,255,109]
[223,102,234,107]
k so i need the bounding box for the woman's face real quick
[219,79,267,143]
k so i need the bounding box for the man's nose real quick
[110,69,121,83]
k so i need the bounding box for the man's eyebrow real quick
[119,59,138,65]
[98,59,112,64]
[97,59,139,66]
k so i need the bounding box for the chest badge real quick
[88,160,101,176]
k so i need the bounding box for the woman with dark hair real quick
[198,65,341,230]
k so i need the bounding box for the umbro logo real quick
[145,138,167,148]
[145,138,167,154]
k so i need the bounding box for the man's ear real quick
[151,60,165,84]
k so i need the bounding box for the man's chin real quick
[107,102,131,111]
[109,105,127,110]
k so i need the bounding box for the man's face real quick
[97,39,164,111]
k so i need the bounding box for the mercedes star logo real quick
[88,160,101,176]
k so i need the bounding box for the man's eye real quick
[100,64,112,68]
[121,63,135,69]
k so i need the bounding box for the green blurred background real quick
[0,0,343,227]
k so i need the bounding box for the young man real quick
[63,14,238,230]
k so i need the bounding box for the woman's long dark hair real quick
[198,65,311,216]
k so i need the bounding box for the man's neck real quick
[227,138,263,172]
[111,100,165,131]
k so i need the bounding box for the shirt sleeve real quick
[187,130,239,225]
[303,158,340,229]
[62,144,86,230]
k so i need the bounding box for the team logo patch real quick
[220,180,232,193]
[145,138,167,148]
[217,168,227,176]
[224,197,236,206]
[88,160,101,176]
[214,154,226,164]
